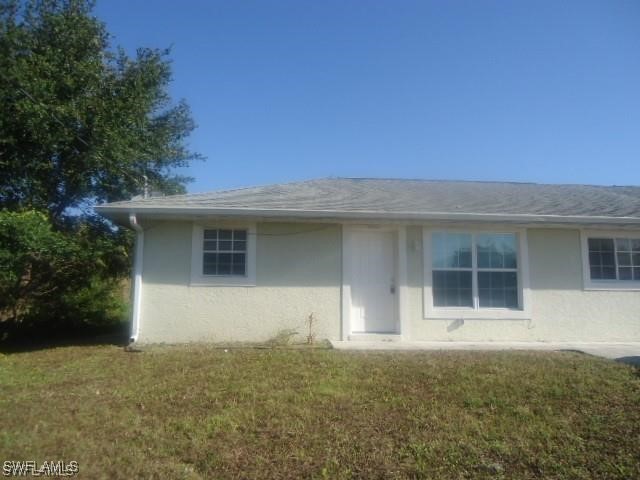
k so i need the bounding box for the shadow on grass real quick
[616,356,640,367]
[0,325,129,354]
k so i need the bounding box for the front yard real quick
[1,345,639,479]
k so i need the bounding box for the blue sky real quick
[94,1,640,193]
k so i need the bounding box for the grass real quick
[1,345,639,479]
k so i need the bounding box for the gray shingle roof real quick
[96,178,640,224]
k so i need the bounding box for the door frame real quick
[341,224,409,340]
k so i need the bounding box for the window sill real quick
[583,282,640,292]
[190,276,256,287]
[424,308,531,320]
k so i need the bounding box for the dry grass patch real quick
[1,345,639,479]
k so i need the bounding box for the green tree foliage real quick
[0,211,128,338]
[0,0,202,339]
[0,0,201,215]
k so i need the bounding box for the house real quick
[95,178,640,344]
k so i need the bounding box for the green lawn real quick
[1,345,639,479]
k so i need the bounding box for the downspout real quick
[129,212,144,343]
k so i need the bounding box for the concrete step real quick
[348,333,402,342]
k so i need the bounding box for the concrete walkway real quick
[330,340,640,365]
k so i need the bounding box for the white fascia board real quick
[94,205,640,226]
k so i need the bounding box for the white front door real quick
[348,230,398,333]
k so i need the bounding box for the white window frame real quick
[423,227,531,320]
[191,222,256,286]
[580,229,640,291]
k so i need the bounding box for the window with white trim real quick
[431,232,520,310]
[587,237,640,281]
[191,223,256,286]
[202,229,247,276]
[432,233,473,307]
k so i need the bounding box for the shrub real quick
[0,210,129,340]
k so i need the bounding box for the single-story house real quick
[95,178,640,344]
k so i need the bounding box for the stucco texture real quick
[138,221,341,343]
[138,220,639,343]
[407,227,640,341]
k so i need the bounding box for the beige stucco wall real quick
[138,220,639,343]
[407,227,640,341]
[138,221,342,343]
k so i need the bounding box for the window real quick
[587,237,640,282]
[476,233,518,308]
[191,224,256,286]
[202,229,247,276]
[432,233,473,307]
[424,229,530,319]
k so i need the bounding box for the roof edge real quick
[94,205,640,225]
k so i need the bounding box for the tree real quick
[0,0,201,218]
[0,211,128,337]
[0,0,202,339]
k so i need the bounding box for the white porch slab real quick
[329,340,640,364]
[348,333,402,342]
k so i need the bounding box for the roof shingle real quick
[96,178,640,222]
